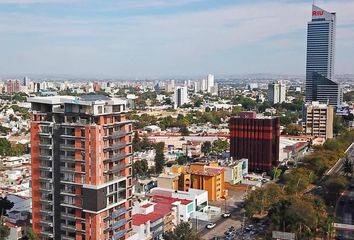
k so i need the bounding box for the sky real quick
[0,0,353,78]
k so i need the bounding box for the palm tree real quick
[343,157,353,177]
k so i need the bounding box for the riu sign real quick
[312,10,324,16]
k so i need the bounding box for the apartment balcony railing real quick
[39,132,52,138]
[39,166,52,172]
[60,166,76,173]
[40,231,54,238]
[40,219,53,227]
[111,219,127,231]
[61,223,76,232]
[104,164,126,175]
[61,212,76,220]
[111,142,127,150]
[104,153,127,163]
[111,130,128,138]
[60,144,76,150]
[39,143,53,149]
[112,229,127,240]
[39,155,53,161]
[60,155,76,162]
[110,208,127,220]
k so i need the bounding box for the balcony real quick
[60,144,76,150]
[111,219,127,231]
[40,198,53,204]
[61,223,76,232]
[40,209,53,216]
[60,166,76,173]
[39,143,53,149]
[111,142,127,150]
[39,166,52,172]
[61,212,76,220]
[40,219,53,227]
[39,155,52,161]
[104,153,127,163]
[110,208,126,220]
[39,177,52,183]
[40,231,54,238]
[111,130,128,138]
[60,155,76,162]
[104,164,126,175]
[112,229,127,240]
[39,132,52,138]
[39,187,53,193]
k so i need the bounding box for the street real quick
[196,189,246,239]
[335,181,354,240]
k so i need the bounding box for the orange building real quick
[30,95,133,240]
[169,163,227,201]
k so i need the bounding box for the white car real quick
[222,212,231,218]
[206,223,216,229]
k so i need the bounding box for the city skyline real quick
[0,0,354,78]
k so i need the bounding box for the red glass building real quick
[230,112,280,172]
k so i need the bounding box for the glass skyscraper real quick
[305,5,342,106]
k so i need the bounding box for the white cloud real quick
[0,0,353,75]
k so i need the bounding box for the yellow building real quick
[168,163,227,201]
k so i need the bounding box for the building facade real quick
[268,80,286,105]
[30,95,133,240]
[305,5,342,106]
[302,101,334,139]
[6,80,20,94]
[173,87,189,108]
[230,112,280,172]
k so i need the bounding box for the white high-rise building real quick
[268,80,286,104]
[207,74,214,92]
[174,86,189,108]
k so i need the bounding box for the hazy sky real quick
[0,0,353,78]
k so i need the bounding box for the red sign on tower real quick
[312,10,324,16]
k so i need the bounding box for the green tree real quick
[343,157,353,177]
[0,217,9,240]
[212,139,229,153]
[179,126,190,136]
[322,176,349,206]
[323,139,342,151]
[155,142,165,174]
[0,139,11,156]
[132,131,141,152]
[201,141,211,156]
[284,124,303,136]
[177,156,188,165]
[245,183,284,217]
[25,227,39,240]
[132,159,149,178]
[0,197,14,217]
[163,221,200,240]
[283,168,316,194]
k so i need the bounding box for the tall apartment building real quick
[305,5,342,106]
[6,79,20,94]
[173,86,189,108]
[30,95,133,240]
[268,80,286,105]
[230,112,280,171]
[302,101,334,139]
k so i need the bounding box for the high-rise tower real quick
[305,5,342,106]
[30,95,133,240]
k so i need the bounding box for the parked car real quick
[206,223,216,229]
[222,212,231,218]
